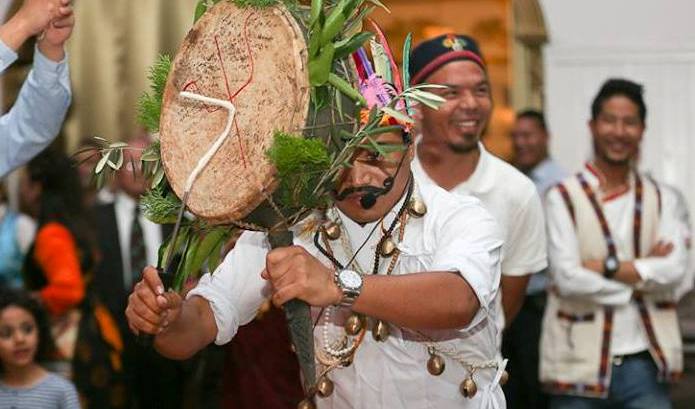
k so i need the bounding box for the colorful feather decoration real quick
[352,47,374,81]
[370,38,392,84]
[368,18,402,93]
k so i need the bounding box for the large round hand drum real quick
[160,2,310,224]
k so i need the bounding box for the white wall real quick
[541,0,695,223]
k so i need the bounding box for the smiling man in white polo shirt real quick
[409,34,547,334]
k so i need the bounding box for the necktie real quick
[129,204,147,287]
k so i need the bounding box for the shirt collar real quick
[413,137,495,195]
[453,142,495,194]
[581,161,637,196]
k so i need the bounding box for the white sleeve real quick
[186,231,271,345]
[501,188,548,276]
[430,203,503,327]
[633,186,690,292]
[0,46,71,177]
[15,214,37,254]
[545,188,633,305]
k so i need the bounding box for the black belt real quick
[612,350,651,366]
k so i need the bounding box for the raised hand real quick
[0,0,73,55]
[38,0,74,62]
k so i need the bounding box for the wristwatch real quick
[334,269,363,307]
[603,255,620,278]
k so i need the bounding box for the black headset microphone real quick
[359,176,394,209]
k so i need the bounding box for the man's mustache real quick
[333,185,387,201]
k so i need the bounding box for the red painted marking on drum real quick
[212,12,256,170]
[230,13,255,99]
[179,12,259,170]
[183,81,221,113]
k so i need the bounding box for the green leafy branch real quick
[267,131,332,211]
[137,54,172,133]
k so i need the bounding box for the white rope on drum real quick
[179,91,237,195]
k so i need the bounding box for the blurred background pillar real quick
[64,0,199,150]
[511,0,547,111]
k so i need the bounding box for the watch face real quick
[339,270,362,290]
[606,256,619,271]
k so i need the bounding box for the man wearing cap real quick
[409,34,547,336]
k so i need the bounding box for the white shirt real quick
[413,142,547,330]
[545,165,689,355]
[188,181,506,409]
[114,192,163,288]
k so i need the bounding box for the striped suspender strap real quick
[555,182,576,226]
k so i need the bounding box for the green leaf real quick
[308,43,335,86]
[141,187,181,224]
[362,125,403,136]
[334,32,373,60]
[151,166,165,189]
[194,0,207,23]
[334,87,344,120]
[180,235,202,288]
[159,226,190,272]
[343,5,373,37]
[95,152,110,174]
[320,0,348,45]
[381,107,414,124]
[328,73,366,105]
[309,0,322,27]
[401,32,412,92]
[267,131,332,209]
[109,141,129,149]
[207,236,226,273]
[366,0,389,13]
[406,89,446,109]
[190,228,228,275]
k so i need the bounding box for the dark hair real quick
[0,287,56,369]
[591,78,646,123]
[26,148,94,272]
[516,109,547,133]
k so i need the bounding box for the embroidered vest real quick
[540,172,682,398]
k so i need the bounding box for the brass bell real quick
[408,198,427,218]
[345,314,364,336]
[316,375,334,398]
[297,398,316,409]
[379,237,397,257]
[499,370,509,385]
[322,222,341,240]
[426,350,445,376]
[460,377,478,398]
[373,320,390,342]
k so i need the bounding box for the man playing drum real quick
[126,120,508,408]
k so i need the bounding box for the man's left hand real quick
[261,246,341,308]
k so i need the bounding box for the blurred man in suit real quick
[92,132,185,409]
